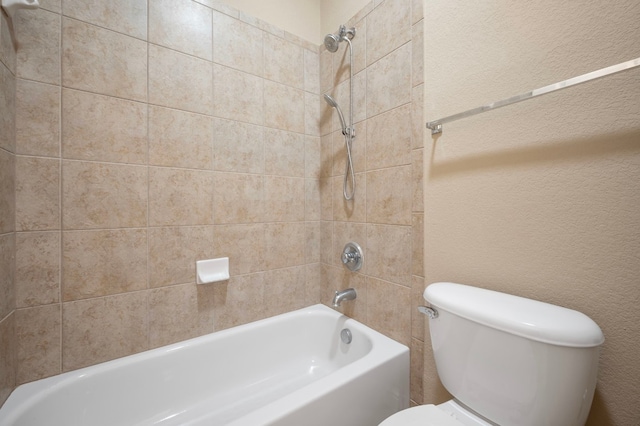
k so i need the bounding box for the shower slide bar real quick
[426,57,640,135]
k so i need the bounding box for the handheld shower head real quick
[324,94,347,134]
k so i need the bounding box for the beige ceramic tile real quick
[149,283,211,348]
[63,0,147,40]
[0,314,16,405]
[321,264,367,323]
[263,266,306,317]
[305,263,321,306]
[15,231,60,308]
[366,276,412,346]
[366,0,411,66]
[0,149,15,234]
[0,234,15,320]
[319,134,333,177]
[412,21,424,87]
[366,104,412,170]
[213,273,265,330]
[264,80,305,133]
[305,136,321,179]
[366,224,412,286]
[304,92,321,137]
[148,226,215,288]
[366,42,412,117]
[213,172,263,224]
[264,128,305,177]
[149,0,212,60]
[213,64,263,125]
[412,0,424,24]
[195,0,238,18]
[411,275,427,340]
[319,49,333,95]
[263,177,305,222]
[15,305,61,384]
[212,118,264,173]
[412,214,424,277]
[63,89,147,164]
[212,10,263,76]
[149,44,212,115]
[305,221,321,263]
[62,292,148,371]
[332,173,366,223]
[412,84,424,149]
[412,149,424,212]
[62,160,147,229]
[347,18,367,76]
[332,221,367,268]
[148,167,214,226]
[264,222,306,270]
[16,80,60,157]
[320,221,333,265]
[304,49,320,94]
[0,11,17,74]
[37,0,61,13]
[0,61,15,153]
[149,106,213,169]
[319,178,333,221]
[264,32,304,90]
[62,229,147,301]
[305,178,321,221]
[410,337,424,403]
[62,18,147,102]
[214,224,265,275]
[16,156,60,231]
[16,9,60,85]
[333,124,366,178]
[366,166,412,225]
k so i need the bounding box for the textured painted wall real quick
[422,1,640,424]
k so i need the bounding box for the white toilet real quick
[381,282,604,426]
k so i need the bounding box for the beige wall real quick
[222,0,321,44]
[320,0,370,40]
[423,1,640,424]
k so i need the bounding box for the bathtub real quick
[0,304,409,426]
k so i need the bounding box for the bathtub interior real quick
[0,304,407,426]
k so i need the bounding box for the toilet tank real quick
[424,282,604,426]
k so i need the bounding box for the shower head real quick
[323,25,356,53]
[324,94,347,135]
[324,33,341,53]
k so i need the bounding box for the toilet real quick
[381,282,604,426]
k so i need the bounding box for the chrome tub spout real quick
[332,288,357,307]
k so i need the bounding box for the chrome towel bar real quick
[426,57,640,135]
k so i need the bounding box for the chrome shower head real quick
[324,25,356,53]
[324,94,347,134]
[324,33,340,53]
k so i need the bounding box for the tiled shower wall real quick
[0,7,17,406]
[318,0,425,405]
[1,0,324,398]
[2,0,427,409]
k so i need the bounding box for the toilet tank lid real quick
[424,282,604,348]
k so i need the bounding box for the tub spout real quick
[332,288,357,307]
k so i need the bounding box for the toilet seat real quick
[378,404,465,426]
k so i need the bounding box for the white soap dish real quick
[196,258,229,284]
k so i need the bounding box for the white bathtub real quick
[0,304,409,426]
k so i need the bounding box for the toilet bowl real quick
[380,400,494,426]
[379,282,604,426]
